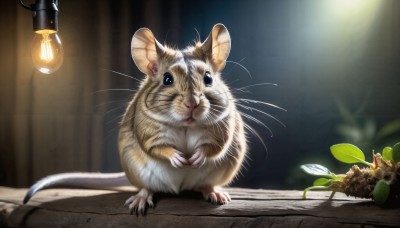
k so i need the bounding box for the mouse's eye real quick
[163,72,174,86]
[204,71,213,86]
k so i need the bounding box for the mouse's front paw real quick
[188,149,206,168]
[169,151,188,168]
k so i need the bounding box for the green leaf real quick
[393,143,400,163]
[373,180,390,205]
[313,178,331,186]
[382,147,393,161]
[330,143,372,166]
[300,164,332,177]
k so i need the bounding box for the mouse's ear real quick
[201,24,231,72]
[131,28,165,77]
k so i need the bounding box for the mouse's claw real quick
[170,151,188,168]
[188,149,206,168]
[207,191,231,204]
[199,186,231,205]
[124,188,154,215]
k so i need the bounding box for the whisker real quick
[239,111,273,137]
[238,98,287,112]
[101,69,142,83]
[231,88,251,94]
[92,89,137,95]
[243,122,268,157]
[104,105,127,116]
[226,59,252,78]
[209,104,271,150]
[193,28,201,43]
[211,90,231,97]
[105,113,125,126]
[236,82,278,90]
[94,99,130,108]
[236,103,286,127]
[224,79,239,87]
[228,82,278,96]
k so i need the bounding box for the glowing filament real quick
[40,34,54,62]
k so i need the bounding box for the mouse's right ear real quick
[131,28,165,77]
[201,24,231,73]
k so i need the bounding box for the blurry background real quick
[1,0,399,189]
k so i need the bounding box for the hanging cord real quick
[19,0,33,11]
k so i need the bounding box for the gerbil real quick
[24,23,247,215]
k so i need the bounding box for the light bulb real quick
[31,30,64,74]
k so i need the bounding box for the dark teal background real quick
[1,0,399,189]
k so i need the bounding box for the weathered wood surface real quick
[1,186,399,227]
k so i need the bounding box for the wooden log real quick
[0,186,399,227]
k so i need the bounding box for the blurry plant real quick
[287,97,400,189]
[301,142,400,206]
[334,97,400,151]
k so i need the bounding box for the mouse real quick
[23,23,247,215]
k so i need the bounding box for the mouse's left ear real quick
[131,28,165,77]
[201,24,231,72]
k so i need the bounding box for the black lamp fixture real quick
[19,0,64,74]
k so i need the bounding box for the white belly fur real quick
[138,159,222,193]
[137,125,226,193]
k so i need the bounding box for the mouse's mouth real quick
[184,117,195,124]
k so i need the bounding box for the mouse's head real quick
[131,24,234,127]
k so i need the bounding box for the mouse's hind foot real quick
[198,186,231,205]
[124,188,154,215]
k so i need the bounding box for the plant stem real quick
[303,186,332,199]
[329,191,337,200]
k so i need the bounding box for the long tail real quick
[23,172,130,204]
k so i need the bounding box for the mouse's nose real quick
[184,95,199,111]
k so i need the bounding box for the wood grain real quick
[1,187,399,227]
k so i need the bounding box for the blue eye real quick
[204,71,213,86]
[163,72,174,86]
